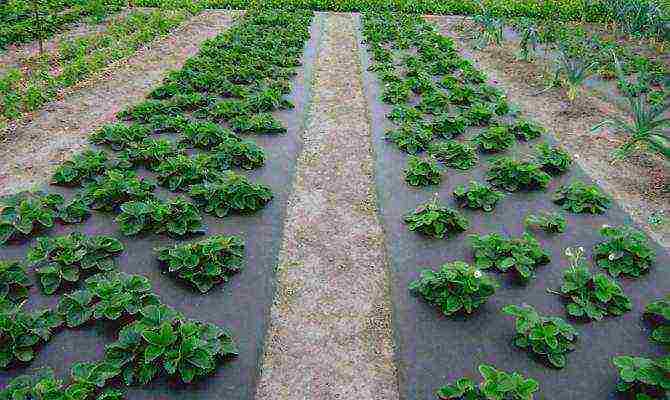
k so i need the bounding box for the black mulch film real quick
[355,15,670,400]
[0,14,322,400]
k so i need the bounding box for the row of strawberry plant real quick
[1,8,190,126]
[361,11,666,399]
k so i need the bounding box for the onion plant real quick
[553,47,598,102]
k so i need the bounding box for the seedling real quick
[524,211,567,233]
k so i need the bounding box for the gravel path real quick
[255,13,399,400]
[430,15,670,248]
[0,10,240,196]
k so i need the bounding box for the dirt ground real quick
[0,10,240,196]
[255,12,399,400]
[428,15,670,248]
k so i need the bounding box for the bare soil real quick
[256,13,399,400]
[0,10,240,196]
[429,15,670,248]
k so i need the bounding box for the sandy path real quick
[0,10,240,196]
[255,13,399,400]
[429,15,670,248]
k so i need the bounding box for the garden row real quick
[359,11,669,400]
[0,8,315,399]
[136,0,670,25]
[0,0,126,49]
[0,8,194,127]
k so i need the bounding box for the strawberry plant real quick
[550,247,632,320]
[28,232,124,294]
[486,157,551,192]
[90,124,150,151]
[502,304,579,368]
[645,296,669,346]
[0,191,63,245]
[524,211,567,233]
[156,235,245,293]
[0,303,63,368]
[117,100,181,123]
[403,197,469,239]
[244,86,294,113]
[404,156,442,187]
[154,154,214,191]
[180,121,238,149]
[437,364,539,400]
[229,113,287,135]
[612,356,670,399]
[58,196,92,224]
[212,137,266,170]
[447,83,479,106]
[417,89,450,115]
[409,261,497,316]
[534,142,572,175]
[594,225,655,278]
[0,367,125,400]
[58,272,160,328]
[552,181,611,214]
[387,105,423,125]
[431,113,467,139]
[511,119,545,141]
[116,138,183,171]
[381,81,411,104]
[115,197,204,237]
[461,102,494,126]
[472,124,515,153]
[102,304,238,384]
[52,150,108,186]
[470,233,550,282]
[198,99,248,122]
[189,172,273,217]
[149,114,191,134]
[428,141,477,170]
[406,74,434,95]
[386,122,434,154]
[0,260,30,303]
[82,170,156,212]
[453,181,504,212]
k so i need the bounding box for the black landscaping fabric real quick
[355,15,670,400]
[0,13,321,400]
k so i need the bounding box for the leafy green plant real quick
[180,121,238,149]
[58,272,160,328]
[211,137,266,170]
[511,119,544,141]
[0,303,62,368]
[156,235,245,293]
[552,181,611,214]
[502,304,578,368]
[82,169,156,212]
[524,211,567,233]
[473,124,515,153]
[116,138,183,171]
[417,88,450,115]
[154,154,213,191]
[90,123,150,151]
[117,99,181,123]
[404,156,442,186]
[403,197,469,239]
[102,304,238,384]
[409,261,497,316]
[387,105,423,125]
[381,81,411,104]
[461,102,494,126]
[612,356,670,400]
[593,225,655,278]
[553,49,598,102]
[534,142,572,174]
[470,232,550,282]
[115,197,204,237]
[149,114,191,134]
[437,364,539,400]
[486,157,551,192]
[189,171,273,217]
[453,181,504,212]
[386,122,434,154]
[431,113,467,139]
[58,196,92,224]
[0,191,64,245]
[28,232,124,294]
[644,296,669,347]
[0,260,30,303]
[52,150,108,186]
[229,113,287,135]
[549,247,632,320]
[428,140,477,170]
